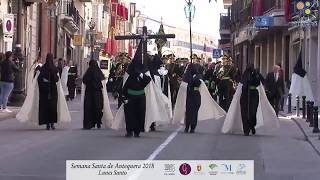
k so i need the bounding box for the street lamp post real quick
[89,18,96,60]
[184,0,195,63]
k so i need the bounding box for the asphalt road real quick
[0,96,319,180]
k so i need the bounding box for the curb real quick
[290,116,320,157]
[0,110,19,122]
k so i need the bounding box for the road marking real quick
[147,126,183,160]
[127,126,183,180]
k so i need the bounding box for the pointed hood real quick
[294,52,307,77]
[127,41,146,76]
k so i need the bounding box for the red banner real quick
[105,39,118,56]
[252,0,264,16]
[285,0,291,22]
[124,7,128,21]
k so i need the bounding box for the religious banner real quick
[155,24,167,55]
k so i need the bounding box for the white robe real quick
[61,66,70,96]
[80,80,114,128]
[154,75,173,119]
[172,81,226,125]
[16,72,72,127]
[112,72,171,132]
[221,83,280,134]
[288,73,314,107]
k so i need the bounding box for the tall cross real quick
[115,26,175,64]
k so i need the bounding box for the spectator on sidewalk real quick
[265,65,285,116]
[0,51,19,112]
[277,63,285,111]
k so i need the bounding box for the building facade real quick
[226,0,320,104]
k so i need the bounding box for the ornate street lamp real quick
[88,18,96,60]
[184,0,196,63]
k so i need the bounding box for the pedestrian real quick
[82,60,113,130]
[57,58,64,77]
[222,64,280,135]
[277,63,285,111]
[67,61,77,101]
[0,51,19,112]
[61,61,70,99]
[265,65,285,116]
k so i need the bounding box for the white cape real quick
[154,75,173,119]
[17,72,72,127]
[61,66,70,96]
[172,81,226,125]
[288,73,314,106]
[221,83,280,134]
[112,72,171,132]
[80,80,114,128]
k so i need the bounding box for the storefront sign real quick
[3,14,14,35]
[255,16,273,27]
[73,35,83,46]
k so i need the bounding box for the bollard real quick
[313,106,319,133]
[309,101,314,127]
[302,96,306,118]
[306,101,311,122]
[296,96,300,117]
[288,94,292,113]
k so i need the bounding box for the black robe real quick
[38,67,59,125]
[185,75,201,131]
[67,66,77,99]
[122,73,151,135]
[82,66,105,129]
[240,69,262,134]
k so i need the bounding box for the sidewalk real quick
[280,109,320,156]
[0,107,20,121]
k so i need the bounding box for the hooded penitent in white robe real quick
[112,72,171,132]
[172,81,226,125]
[288,73,314,107]
[221,83,280,134]
[61,66,70,96]
[80,80,114,128]
[16,72,72,127]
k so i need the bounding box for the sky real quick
[131,0,226,39]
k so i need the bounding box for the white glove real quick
[124,100,129,104]
[193,75,196,78]
[139,73,144,78]
[109,78,113,82]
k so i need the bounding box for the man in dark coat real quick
[122,42,151,137]
[265,65,285,116]
[67,62,78,101]
[240,64,263,136]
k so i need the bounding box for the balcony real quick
[220,13,231,35]
[263,0,285,13]
[60,0,81,34]
[78,0,92,2]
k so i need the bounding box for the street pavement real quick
[0,96,319,180]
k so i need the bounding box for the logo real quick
[208,163,219,175]
[289,0,319,28]
[196,165,202,172]
[236,163,247,175]
[220,164,234,175]
[179,163,191,175]
[164,164,175,176]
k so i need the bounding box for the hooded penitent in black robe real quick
[38,59,59,126]
[240,65,263,136]
[82,60,105,129]
[183,64,202,133]
[122,42,151,137]
[67,66,77,100]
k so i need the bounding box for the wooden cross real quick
[115,26,175,64]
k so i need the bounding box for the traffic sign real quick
[255,16,273,27]
[213,48,222,58]
[73,35,83,46]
